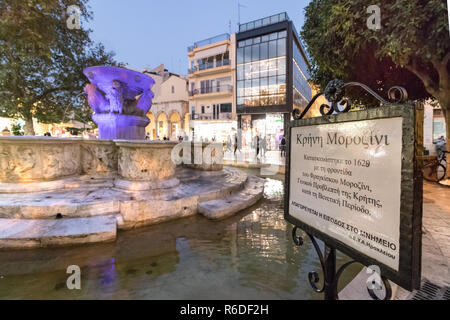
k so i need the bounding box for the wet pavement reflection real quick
[0,168,360,300]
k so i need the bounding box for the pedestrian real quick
[234,134,238,155]
[280,135,286,157]
[260,136,267,158]
[435,135,447,158]
[226,136,232,153]
[255,135,260,159]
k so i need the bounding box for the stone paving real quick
[394,181,450,299]
[422,182,450,271]
[224,150,286,167]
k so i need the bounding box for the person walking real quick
[255,135,260,160]
[260,136,267,158]
[280,135,286,157]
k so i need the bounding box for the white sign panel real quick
[289,118,403,271]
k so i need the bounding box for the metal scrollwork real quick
[292,227,393,300]
[293,79,409,120]
[367,275,392,300]
[388,86,408,103]
[307,234,328,294]
[292,226,304,246]
[323,79,346,103]
[292,228,327,294]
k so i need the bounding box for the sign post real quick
[285,80,423,300]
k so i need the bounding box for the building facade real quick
[143,65,190,140]
[235,12,312,151]
[187,33,237,142]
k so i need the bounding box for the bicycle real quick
[423,151,447,182]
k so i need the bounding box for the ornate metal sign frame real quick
[284,80,423,299]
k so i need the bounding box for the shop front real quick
[191,120,237,143]
[240,113,285,152]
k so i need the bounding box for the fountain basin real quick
[0,137,178,192]
[0,136,265,250]
[114,140,180,191]
[0,136,82,184]
[84,66,154,99]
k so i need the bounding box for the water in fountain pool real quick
[0,168,360,300]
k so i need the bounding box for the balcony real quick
[238,12,289,33]
[188,59,230,75]
[189,85,233,97]
[187,33,230,52]
[219,112,233,120]
[192,112,233,121]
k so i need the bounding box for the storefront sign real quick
[285,105,422,291]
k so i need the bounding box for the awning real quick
[193,44,228,60]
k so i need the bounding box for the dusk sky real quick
[87,0,311,74]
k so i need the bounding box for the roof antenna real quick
[238,1,247,31]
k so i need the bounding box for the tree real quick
[11,122,24,136]
[301,0,450,175]
[0,0,122,135]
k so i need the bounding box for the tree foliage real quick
[302,0,450,177]
[301,0,449,104]
[0,0,122,134]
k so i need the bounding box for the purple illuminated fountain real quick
[83,66,155,140]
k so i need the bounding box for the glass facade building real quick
[236,30,287,109]
[235,13,312,151]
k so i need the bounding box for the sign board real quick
[284,105,422,291]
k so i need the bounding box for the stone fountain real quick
[0,66,265,250]
[83,66,155,140]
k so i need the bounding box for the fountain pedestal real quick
[92,114,149,141]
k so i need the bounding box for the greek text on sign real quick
[289,118,403,271]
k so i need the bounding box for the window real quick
[251,44,260,62]
[237,47,244,64]
[201,106,205,114]
[236,31,288,108]
[260,42,268,60]
[277,39,286,57]
[220,103,232,113]
[171,86,175,94]
[237,65,244,81]
[269,40,277,59]
[244,46,252,63]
